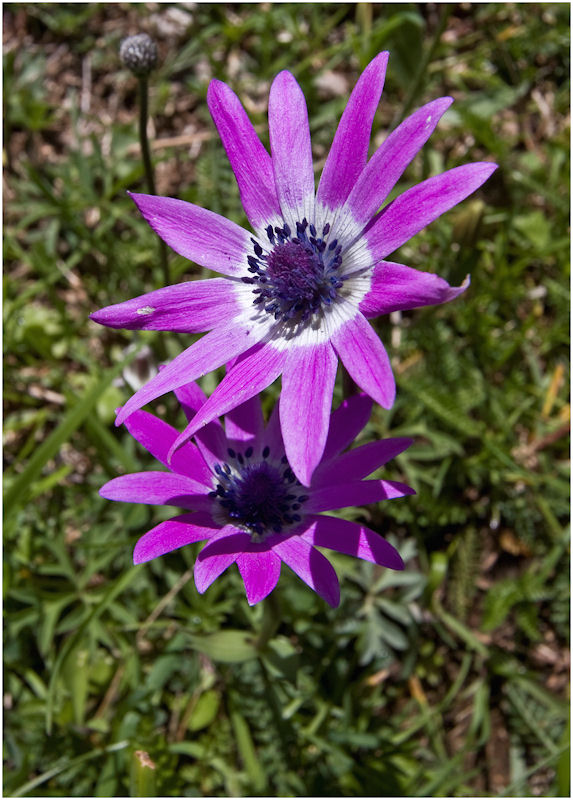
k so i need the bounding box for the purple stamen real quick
[247,218,344,324]
[211,450,307,538]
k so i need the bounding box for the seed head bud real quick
[120,33,158,77]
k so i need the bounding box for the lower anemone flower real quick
[92,51,497,485]
[99,382,415,607]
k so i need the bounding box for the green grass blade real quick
[11,740,129,797]
[4,349,140,519]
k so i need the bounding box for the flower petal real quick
[268,70,315,229]
[302,515,404,570]
[236,550,282,605]
[364,162,498,260]
[115,321,269,427]
[194,527,248,593]
[314,437,413,487]
[174,379,208,419]
[169,342,287,458]
[272,536,340,607]
[129,193,252,277]
[360,261,470,317]
[307,479,415,513]
[174,381,228,470]
[331,313,395,409]
[260,401,284,458]
[316,52,389,212]
[343,97,453,230]
[280,341,338,486]
[207,79,282,233]
[322,393,373,461]
[99,472,209,508]
[123,409,213,486]
[90,278,239,333]
[224,395,265,446]
[133,511,220,564]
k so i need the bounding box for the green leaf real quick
[556,720,570,797]
[262,635,300,681]
[46,566,141,734]
[186,630,258,663]
[129,749,157,798]
[4,348,140,519]
[229,699,267,793]
[11,740,129,797]
[63,647,89,726]
[513,210,552,251]
[188,689,220,732]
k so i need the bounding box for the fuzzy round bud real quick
[119,34,158,77]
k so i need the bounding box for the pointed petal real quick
[272,536,340,607]
[198,531,255,557]
[364,162,498,260]
[174,380,208,419]
[174,381,228,470]
[268,71,315,228]
[280,342,338,486]
[343,97,453,228]
[301,515,404,570]
[236,550,282,604]
[99,472,209,508]
[169,343,287,456]
[317,52,388,212]
[322,393,373,461]
[224,395,265,446]
[194,527,248,592]
[360,261,470,317]
[207,79,282,232]
[123,409,213,486]
[133,512,220,564]
[331,313,395,410]
[260,401,284,459]
[307,478,415,513]
[115,322,268,426]
[129,193,252,277]
[90,278,238,333]
[314,437,413,486]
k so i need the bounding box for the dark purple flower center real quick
[209,447,308,538]
[241,219,344,323]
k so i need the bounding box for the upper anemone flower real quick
[91,52,497,485]
[99,382,414,607]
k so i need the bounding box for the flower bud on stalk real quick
[119,33,169,286]
[119,33,158,77]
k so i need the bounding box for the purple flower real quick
[99,382,415,607]
[92,52,497,485]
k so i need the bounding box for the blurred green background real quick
[3,3,570,796]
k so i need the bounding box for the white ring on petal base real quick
[315,200,365,255]
[252,214,284,243]
[233,264,373,352]
[232,206,377,351]
[340,236,376,276]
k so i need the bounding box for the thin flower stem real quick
[138,75,170,286]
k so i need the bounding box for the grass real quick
[3,2,570,796]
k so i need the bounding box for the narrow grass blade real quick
[4,348,140,519]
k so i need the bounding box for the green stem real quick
[138,75,170,287]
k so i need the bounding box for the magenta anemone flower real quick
[92,52,497,485]
[99,382,414,607]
